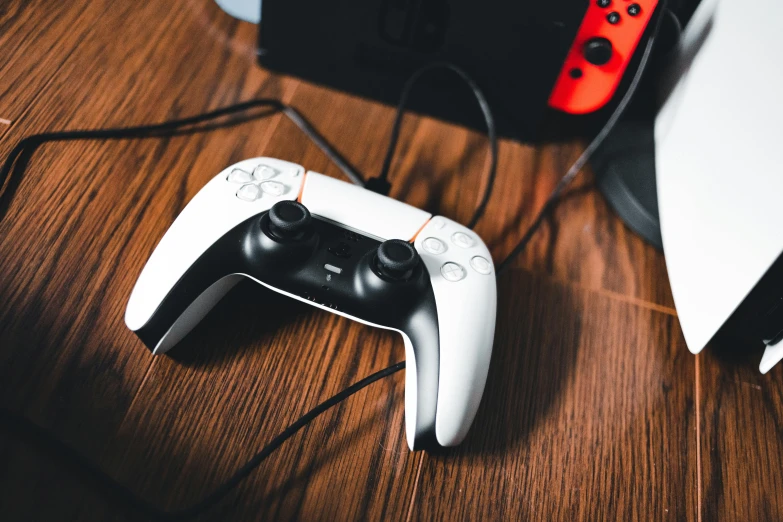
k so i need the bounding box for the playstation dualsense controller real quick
[125,158,497,450]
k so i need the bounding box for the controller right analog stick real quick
[376,239,420,281]
[584,37,613,66]
[268,200,311,239]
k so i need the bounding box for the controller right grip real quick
[412,216,497,447]
[433,279,496,446]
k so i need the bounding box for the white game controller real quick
[125,157,497,450]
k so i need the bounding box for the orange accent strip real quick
[408,218,431,242]
[296,171,308,202]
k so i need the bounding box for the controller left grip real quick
[132,274,244,354]
[126,225,247,354]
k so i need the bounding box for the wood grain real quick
[698,348,783,521]
[410,270,696,521]
[0,0,294,518]
[0,0,112,120]
[1,0,782,520]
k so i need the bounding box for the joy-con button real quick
[628,3,641,16]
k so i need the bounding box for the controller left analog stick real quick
[268,200,311,240]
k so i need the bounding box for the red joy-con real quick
[549,0,658,114]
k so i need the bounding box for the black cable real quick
[0,361,405,520]
[0,95,400,520]
[372,62,498,229]
[0,70,495,519]
[0,85,496,231]
[496,0,668,273]
[0,3,665,514]
[279,105,365,186]
[665,7,683,39]
[0,99,364,219]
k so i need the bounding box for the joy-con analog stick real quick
[584,37,613,66]
[268,200,311,239]
[376,239,420,280]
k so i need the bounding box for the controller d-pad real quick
[253,164,279,181]
[227,168,254,184]
[260,180,286,196]
[236,183,262,201]
[230,164,292,202]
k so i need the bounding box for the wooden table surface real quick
[1,1,782,520]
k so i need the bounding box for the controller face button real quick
[569,68,583,79]
[451,231,476,248]
[627,3,641,16]
[607,11,621,24]
[430,217,446,230]
[470,256,493,275]
[596,0,611,7]
[441,262,466,282]
[422,237,447,255]
[228,168,254,184]
[253,164,279,181]
[260,180,286,196]
[584,37,614,66]
[236,183,262,201]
